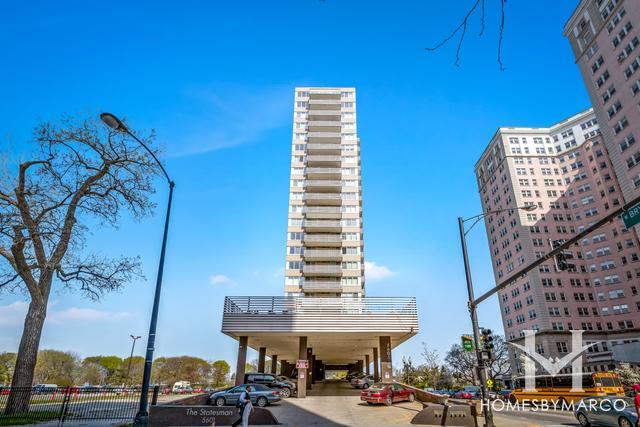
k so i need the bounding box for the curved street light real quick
[100,112,174,427]
[457,204,536,427]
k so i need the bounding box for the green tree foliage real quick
[82,356,123,384]
[0,353,16,385]
[153,356,212,386]
[211,360,231,388]
[77,361,107,385]
[34,350,79,386]
[119,356,145,386]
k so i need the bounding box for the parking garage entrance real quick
[323,365,350,380]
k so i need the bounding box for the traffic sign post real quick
[622,203,640,229]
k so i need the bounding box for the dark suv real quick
[244,373,293,398]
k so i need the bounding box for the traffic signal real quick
[550,239,575,272]
[481,328,495,360]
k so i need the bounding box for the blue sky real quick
[0,0,590,370]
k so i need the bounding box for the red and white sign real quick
[296,359,309,369]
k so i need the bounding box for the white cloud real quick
[0,301,28,327]
[209,274,233,285]
[0,301,130,327]
[47,308,131,324]
[365,261,395,282]
[166,85,291,157]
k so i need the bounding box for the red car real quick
[360,383,415,406]
[453,390,473,399]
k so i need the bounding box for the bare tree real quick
[0,115,159,414]
[425,0,507,70]
[444,344,477,386]
[485,336,511,388]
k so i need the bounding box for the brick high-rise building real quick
[475,109,640,374]
[565,0,640,205]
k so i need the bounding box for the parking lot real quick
[269,380,423,427]
[267,380,583,427]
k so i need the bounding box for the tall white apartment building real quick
[221,87,418,395]
[284,87,365,297]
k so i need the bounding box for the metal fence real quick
[0,385,158,425]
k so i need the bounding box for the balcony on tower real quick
[308,121,341,133]
[301,280,343,293]
[306,155,342,167]
[303,249,343,261]
[308,132,342,144]
[303,264,343,276]
[305,179,342,192]
[303,206,343,219]
[303,219,342,232]
[305,167,342,180]
[306,144,341,155]
[303,233,343,247]
[304,193,342,206]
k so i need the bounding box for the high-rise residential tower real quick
[285,87,365,297]
[565,0,640,205]
[221,86,417,396]
[475,109,640,375]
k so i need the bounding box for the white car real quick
[350,374,375,389]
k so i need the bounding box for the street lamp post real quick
[458,205,536,427]
[100,113,175,427]
[126,335,142,384]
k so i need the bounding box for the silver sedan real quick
[574,396,637,427]
[208,384,281,407]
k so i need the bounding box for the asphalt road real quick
[493,407,580,426]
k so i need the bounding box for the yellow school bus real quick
[510,372,625,405]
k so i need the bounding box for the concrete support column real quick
[297,337,308,398]
[373,347,380,382]
[258,347,266,372]
[356,360,362,373]
[365,354,370,376]
[379,336,392,382]
[306,347,313,389]
[270,354,278,374]
[235,336,248,386]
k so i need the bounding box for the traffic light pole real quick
[458,217,495,427]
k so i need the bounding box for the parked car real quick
[462,385,481,398]
[172,381,191,393]
[453,390,473,399]
[346,371,361,381]
[498,389,513,401]
[244,373,294,398]
[193,388,205,393]
[276,376,297,391]
[33,384,58,393]
[360,383,415,406]
[208,384,280,407]
[351,374,375,389]
[574,396,637,427]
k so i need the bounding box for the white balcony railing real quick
[222,296,419,334]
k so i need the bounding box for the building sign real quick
[296,359,309,369]
[622,203,640,229]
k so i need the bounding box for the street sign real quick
[486,378,494,389]
[622,203,640,229]
[296,359,309,369]
[461,335,474,352]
